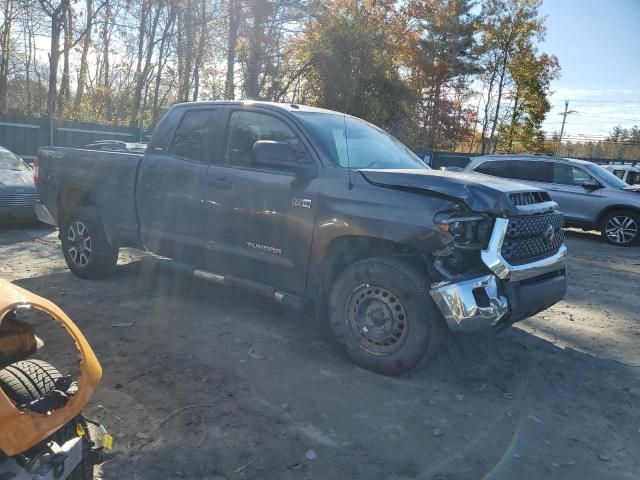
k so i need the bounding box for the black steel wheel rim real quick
[67,221,92,267]
[345,284,409,355]
[605,215,638,244]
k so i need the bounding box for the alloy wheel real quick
[67,221,92,267]
[605,215,638,245]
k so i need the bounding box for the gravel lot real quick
[1,224,639,480]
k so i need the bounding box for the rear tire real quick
[0,360,94,479]
[600,210,640,246]
[328,257,446,376]
[61,207,118,278]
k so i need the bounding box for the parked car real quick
[0,146,38,222]
[83,140,147,154]
[463,154,640,246]
[35,102,567,375]
[604,164,640,186]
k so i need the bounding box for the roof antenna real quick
[343,111,354,190]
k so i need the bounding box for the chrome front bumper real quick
[430,217,568,332]
[430,274,509,332]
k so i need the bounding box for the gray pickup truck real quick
[35,101,568,375]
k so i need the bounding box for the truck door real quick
[137,107,221,265]
[203,108,321,294]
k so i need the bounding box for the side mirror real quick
[582,179,601,190]
[251,141,317,178]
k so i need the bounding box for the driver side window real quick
[225,111,301,169]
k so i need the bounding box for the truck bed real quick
[37,147,144,248]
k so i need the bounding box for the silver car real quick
[463,155,640,246]
[0,146,38,222]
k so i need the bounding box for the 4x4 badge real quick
[292,198,312,209]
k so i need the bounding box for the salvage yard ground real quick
[1,224,639,480]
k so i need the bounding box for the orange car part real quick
[0,279,102,456]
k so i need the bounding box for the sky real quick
[538,0,640,139]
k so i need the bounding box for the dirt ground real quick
[1,223,639,480]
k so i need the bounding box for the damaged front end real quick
[0,279,102,457]
[428,201,567,332]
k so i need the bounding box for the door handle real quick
[208,176,232,189]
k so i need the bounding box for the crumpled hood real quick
[0,169,35,189]
[358,168,550,215]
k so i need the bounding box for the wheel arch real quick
[57,187,94,225]
[316,235,427,303]
[596,204,640,228]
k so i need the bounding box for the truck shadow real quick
[10,261,640,480]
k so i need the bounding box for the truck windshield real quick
[294,112,427,170]
[0,150,28,171]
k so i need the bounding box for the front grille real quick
[501,211,564,265]
[509,191,551,206]
[0,192,39,208]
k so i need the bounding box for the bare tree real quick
[74,0,93,108]
[225,0,241,100]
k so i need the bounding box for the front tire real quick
[601,210,640,246]
[61,207,119,278]
[328,257,446,376]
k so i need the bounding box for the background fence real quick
[0,114,148,160]
[0,113,637,167]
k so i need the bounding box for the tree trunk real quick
[182,1,195,101]
[480,63,497,154]
[428,82,442,151]
[152,6,175,125]
[508,93,520,151]
[57,1,72,117]
[224,0,240,100]
[102,1,110,87]
[0,0,14,113]
[246,1,269,100]
[192,0,207,102]
[74,0,93,108]
[25,23,33,114]
[489,57,508,154]
[46,0,65,143]
[132,2,161,127]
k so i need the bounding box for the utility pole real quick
[556,100,569,156]
[555,100,577,157]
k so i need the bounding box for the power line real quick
[551,99,640,104]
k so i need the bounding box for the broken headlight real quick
[434,211,492,249]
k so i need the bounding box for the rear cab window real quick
[168,109,220,163]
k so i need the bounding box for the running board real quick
[152,259,309,310]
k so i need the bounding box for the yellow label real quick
[76,423,85,437]
[103,434,113,451]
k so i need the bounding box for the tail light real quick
[33,157,40,187]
